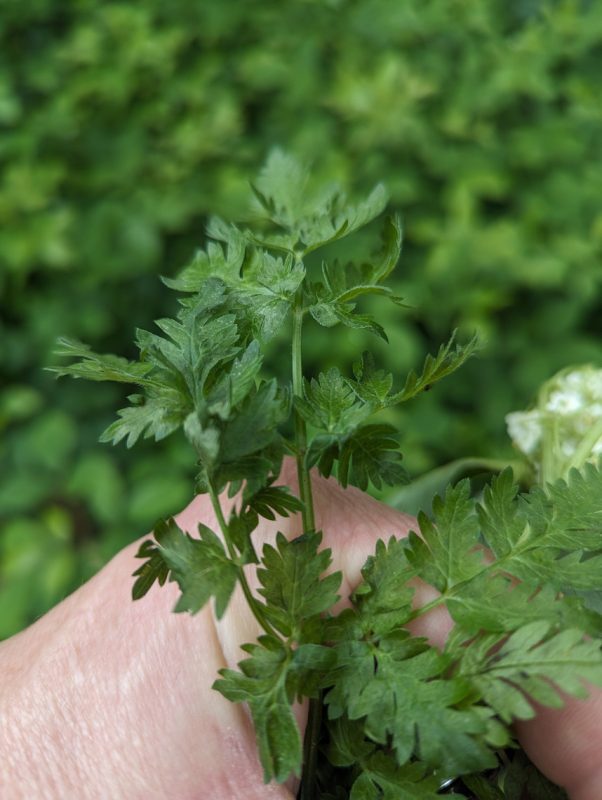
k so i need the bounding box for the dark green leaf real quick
[338,424,406,490]
[246,484,304,520]
[133,517,238,618]
[406,480,484,593]
[257,531,342,637]
[213,635,302,783]
[388,332,482,405]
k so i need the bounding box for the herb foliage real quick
[53,153,602,799]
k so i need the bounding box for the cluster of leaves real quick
[53,152,475,503]
[215,466,602,798]
[52,154,602,798]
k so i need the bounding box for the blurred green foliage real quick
[2,0,602,637]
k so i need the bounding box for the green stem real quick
[292,284,321,800]
[292,287,316,532]
[299,694,322,800]
[208,481,279,639]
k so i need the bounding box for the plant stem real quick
[292,287,316,532]
[292,284,321,800]
[208,481,279,639]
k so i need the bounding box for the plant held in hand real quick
[53,152,602,799]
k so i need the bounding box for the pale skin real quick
[1,464,601,799]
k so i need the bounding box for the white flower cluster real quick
[506,366,602,480]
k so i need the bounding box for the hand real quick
[1,466,601,799]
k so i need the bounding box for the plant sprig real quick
[52,151,602,800]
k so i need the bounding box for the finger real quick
[515,689,602,799]
[0,536,293,800]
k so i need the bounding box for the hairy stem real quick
[292,284,321,800]
[292,287,316,532]
[208,481,279,639]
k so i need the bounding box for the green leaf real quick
[301,183,389,254]
[290,643,338,698]
[456,621,602,723]
[219,379,289,462]
[132,518,238,618]
[326,716,376,768]
[257,531,342,637]
[201,339,264,421]
[326,303,389,342]
[235,249,305,341]
[406,480,484,593]
[49,337,155,385]
[252,149,313,231]
[213,635,302,783]
[350,754,443,800]
[497,751,569,800]
[338,424,406,491]
[132,537,170,600]
[388,332,482,405]
[308,240,404,340]
[446,574,602,638]
[162,219,246,292]
[462,774,506,800]
[246,484,304,520]
[251,150,388,254]
[137,295,239,401]
[183,413,221,465]
[478,466,602,591]
[351,536,416,635]
[296,368,371,434]
[529,462,602,550]
[101,394,185,448]
[352,352,394,405]
[369,214,403,284]
[325,631,493,776]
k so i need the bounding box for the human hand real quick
[1,466,601,799]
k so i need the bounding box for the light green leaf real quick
[302,183,389,254]
[162,219,245,292]
[352,352,394,405]
[457,622,602,723]
[101,394,185,448]
[49,337,155,385]
[446,574,602,638]
[478,466,602,590]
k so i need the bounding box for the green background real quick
[1,0,601,638]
